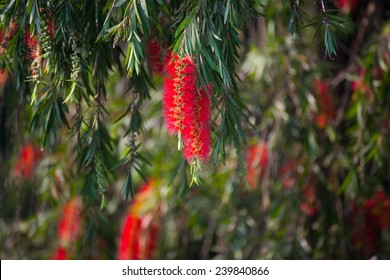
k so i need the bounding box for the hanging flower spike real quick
[23,30,41,81]
[23,31,38,55]
[118,214,142,260]
[183,87,212,164]
[245,142,268,189]
[144,223,159,259]
[336,0,360,14]
[57,198,82,250]
[14,143,42,179]
[162,53,197,150]
[118,181,160,260]
[314,80,335,129]
[53,198,82,260]
[53,247,68,260]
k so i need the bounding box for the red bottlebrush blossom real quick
[163,53,212,163]
[336,0,360,14]
[57,198,82,248]
[313,80,335,129]
[53,247,68,260]
[144,223,159,259]
[118,215,142,260]
[23,30,42,79]
[148,37,164,74]
[52,198,82,260]
[14,143,42,179]
[300,184,317,217]
[245,142,269,189]
[163,53,197,137]
[118,181,160,260]
[23,31,39,58]
[182,88,212,163]
[46,16,56,39]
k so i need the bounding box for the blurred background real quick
[1,0,390,260]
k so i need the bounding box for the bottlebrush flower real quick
[23,31,41,79]
[58,198,82,248]
[53,247,68,260]
[336,0,360,14]
[182,87,212,164]
[313,80,335,129]
[163,53,197,139]
[245,142,268,189]
[147,37,164,74]
[118,215,142,260]
[53,198,82,260]
[23,31,38,55]
[14,143,42,179]
[118,182,160,260]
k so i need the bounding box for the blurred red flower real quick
[53,247,68,260]
[245,142,268,189]
[313,80,335,129]
[58,198,83,246]
[118,182,160,260]
[14,143,42,179]
[336,0,360,14]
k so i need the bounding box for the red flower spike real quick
[118,180,160,260]
[182,87,212,164]
[163,53,197,144]
[336,0,360,14]
[313,80,335,129]
[14,143,42,179]
[23,31,38,58]
[58,198,82,248]
[145,224,159,259]
[53,247,68,260]
[245,142,268,189]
